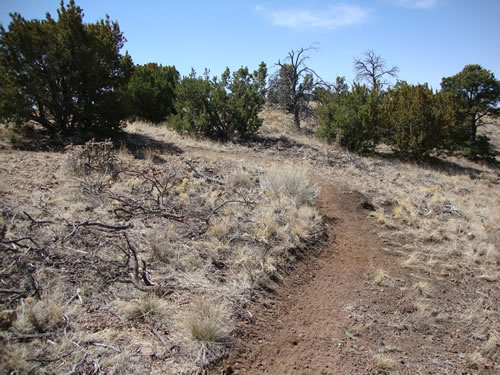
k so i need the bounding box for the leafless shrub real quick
[65,139,118,176]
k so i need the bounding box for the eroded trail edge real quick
[212,180,402,375]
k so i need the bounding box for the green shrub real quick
[381,82,457,159]
[461,135,495,161]
[440,64,499,160]
[168,72,214,137]
[317,84,380,153]
[169,63,267,140]
[0,1,133,140]
[127,63,179,123]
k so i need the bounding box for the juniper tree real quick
[128,63,179,124]
[169,63,267,140]
[0,0,133,139]
[441,64,499,143]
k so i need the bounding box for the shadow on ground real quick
[121,131,184,160]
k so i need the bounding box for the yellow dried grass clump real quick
[15,296,64,333]
[261,166,318,207]
[373,353,396,373]
[116,294,168,321]
[186,298,231,344]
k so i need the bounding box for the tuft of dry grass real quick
[186,298,231,344]
[482,330,499,357]
[413,281,432,297]
[465,351,486,369]
[15,296,65,333]
[261,166,318,207]
[116,294,168,321]
[373,268,392,286]
[0,343,29,374]
[373,353,396,373]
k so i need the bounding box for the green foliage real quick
[381,82,456,159]
[0,0,133,140]
[441,64,499,138]
[317,83,380,153]
[127,63,179,123]
[441,64,499,159]
[461,135,495,161]
[169,63,267,140]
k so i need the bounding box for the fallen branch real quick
[0,288,25,294]
[124,233,156,289]
[185,160,225,185]
[92,342,121,353]
[14,332,54,340]
[2,236,40,248]
[117,277,157,292]
[73,220,132,231]
[141,260,155,286]
[63,355,87,375]
[23,211,54,226]
[151,327,169,349]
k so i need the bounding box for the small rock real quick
[361,201,375,211]
[139,346,154,356]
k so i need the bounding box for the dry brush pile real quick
[0,140,323,374]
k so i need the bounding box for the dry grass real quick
[465,351,486,369]
[1,113,498,374]
[260,165,318,207]
[116,294,169,321]
[186,298,231,344]
[0,130,323,374]
[373,353,396,373]
[373,267,392,286]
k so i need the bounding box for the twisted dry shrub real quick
[65,139,117,176]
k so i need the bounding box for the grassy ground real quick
[0,129,322,374]
[1,110,498,374]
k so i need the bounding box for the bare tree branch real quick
[269,47,328,129]
[353,50,399,90]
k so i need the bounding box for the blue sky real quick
[1,0,499,90]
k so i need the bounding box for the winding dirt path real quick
[210,180,403,375]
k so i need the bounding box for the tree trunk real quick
[294,109,301,129]
[470,117,477,141]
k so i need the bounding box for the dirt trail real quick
[210,180,402,375]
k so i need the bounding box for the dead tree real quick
[268,47,326,129]
[353,50,399,91]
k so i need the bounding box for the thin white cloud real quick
[256,4,371,30]
[395,0,438,9]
